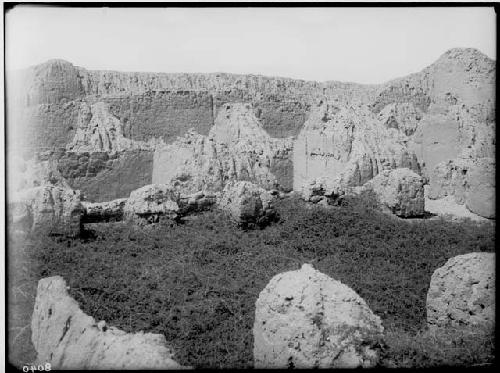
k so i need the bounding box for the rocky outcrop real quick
[211,102,294,190]
[371,48,495,118]
[217,181,277,228]
[293,101,420,198]
[409,112,461,175]
[9,185,83,236]
[465,158,495,218]
[428,158,471,204]
[31,276,184,369]
[153,131,223,194]
[210,102,273,145]
[428,157,495,219]
[153,103,294,193]
[363,168,425,217]
[254,264,384,368]
[426,252,495,329]
[411,52,496,218]
[123,184,182,223]
[408,101,494,176]
[372,48,495,176]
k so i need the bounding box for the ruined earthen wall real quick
[8,103,81,158]
[8,49,495,205]
[62,151,154,202]
[103,91,214,143]
[37,150,154,202]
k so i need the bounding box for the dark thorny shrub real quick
[16,194,495,368]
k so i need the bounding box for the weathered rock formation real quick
[363,168,425,217]
[9,185,83,236]
[7,155,84,235]
[371,48,496,219]
[7,48,495,205]
[465,158,495,218]
[153,103,294,193]
[122,183,217,224]
[293,101,420,198]
[428,157,495,218]
[373,48,495,176]
[253,264,384,369]
[7,59,323,160]
[124,184,182,223]
[428,158,471,204]
[217,181,278,228]
[31,276,184,369]
[67,101,159,154]
[426,252,495,329]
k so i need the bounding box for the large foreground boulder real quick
[31,276,185,369]
[426,252,495,329]
[217,181,278,228]
[9,185,83,236]
[253,264,384,368]
[363,168,425,217]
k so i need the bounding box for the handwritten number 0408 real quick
[22,364,51,372]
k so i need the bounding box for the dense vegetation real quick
[21,195,495,368]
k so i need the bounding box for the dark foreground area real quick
[8,195,495,368]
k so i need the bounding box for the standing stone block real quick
[363,168,425,217]
[217,180,278,228]
[253,264,384,368]
[31,276,185,369]
[427,252,495,329]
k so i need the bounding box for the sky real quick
[4,6,496,84]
